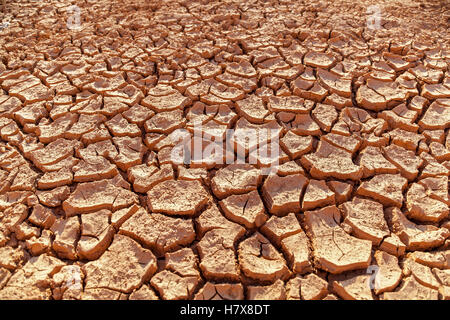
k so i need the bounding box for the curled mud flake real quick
[247,279,286,300]
[302,179,335,211]
[418,101,450,130]
[324,93,353,110]
[327,181,352,205]
[197,228,244,282]
[356,174,407,208]
[11,83,53,106]
[301,140,363,181]
[358,79,417,112]
[230,118,283,155]
[355,84,386,111]
[261,173,308,215]
[0,97,22,119]
[217,72,258,93]
[383,144,423,181]
[112,136,146,171]
[82,234,157,293]
[36,113,78,144]
[381,276,439,300]
[267,96,313,114]
[25,229,52,256]
[238,232,290,283]
[357,146,398,178]
[386,129,425,151]
[304,206,372,274]
[380,103,419,132]
[219,190,267,229]
[280,131,313,159]
[105,114,141,138]
[300,274,329,300]
[13,218,40,239]
[0,254,65,300]
[38,169,73,190]
[129,285,159,300]
[51,216,80,260]
[77,209,114,260]
[408,250,450,270]
[422,83,450,100]
[420,153,450,178]
[276,160,305,176]
[151,248,202,300]
[403,258,441,290]
[235,95,271,124]
[36,186,71,207]
[147,179,208,216]
[195,203,245,236]
[119,207,195,256]
[372,250,402,295]
[64,114,106,140]
[0,203,29,235]
[281,231,312,275]
[304,52,336,69]
[211,164,262,199]
[122,104,154,126]
[51,265,85,300]
[433,269,450,288]
[29,138,81,171]
[317,69,351,98]
[379,233,406,257]
[439,286,450,300]
[311,103,338,132]
[128,163,174,193]
[144,109,186,134]
[385,207,450,251]
[330,269,374,300]
[72,155,118,183]
[226,60,257,79]
[62,178,138,216]
[406,183,449,223]
[429,142,450,162]
[286,273,328,300]
[340,197,390,246]
[150,270,198,300]
[285,276,302,300]
[142,89,191,112]
[177,166,208,182]
[9,164,38,192]
[260,213,302,246]
[322,133,361,155]
[289,113,322,136]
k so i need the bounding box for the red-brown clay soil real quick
[0,0,449,300]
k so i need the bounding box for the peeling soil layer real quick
[0,0,449,300]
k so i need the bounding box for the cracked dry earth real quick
[0,0,449,301]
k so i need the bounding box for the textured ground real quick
[0,0,449,300]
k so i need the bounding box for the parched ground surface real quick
[0,0,449,300]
